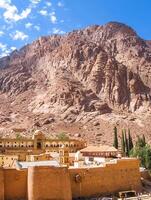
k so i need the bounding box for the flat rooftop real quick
[16,160,60,169]
[80,145,118,153]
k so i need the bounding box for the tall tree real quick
[142,134,146,146]
[130,141,151,170]
[136,135,146,148]
[128,129,133,152]
[121,129,125,155]
[124,130,129,156]
[144,145,151,169]
[113,126,118,149]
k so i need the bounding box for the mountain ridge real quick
[0,22,151,144]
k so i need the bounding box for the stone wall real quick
[0,168,4,200]
[69,159,141,198]
[0,159,142,200]
[28,166,72,200]
[4,169,27,200]
[0,168,27,200]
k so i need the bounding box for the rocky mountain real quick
[0,22,151,144]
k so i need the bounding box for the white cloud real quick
[0,42,7,51]
[45,2,52,7]
[39,10,48,16]
[0,31,4,36]
[0,0,10,8]
[0,52,9,58]
[10,46,16,51]
[0,42,10,57]
[0,0,31,22]
[0,42,17,58]
[19,8,31,19]
[57,1,64,7]
[52,28,65,34]
[30,0,41,4]
[51,15,57,23]
[2,49,11,54]
[25,22,32,28]
[10,31,28,40]
[34,25,40,31]
[50,12,57,24]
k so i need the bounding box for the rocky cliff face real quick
[0,22,151,144]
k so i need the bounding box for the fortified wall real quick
[0,159,141,200]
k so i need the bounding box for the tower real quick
[59,145,69,167]
[32,130,45,150]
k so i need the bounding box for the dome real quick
[32,130,45,140]
[34,130,43,135]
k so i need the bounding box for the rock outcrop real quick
[0,22,151,143]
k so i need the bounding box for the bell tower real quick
[59,145,69,167]
[32,130,45,150]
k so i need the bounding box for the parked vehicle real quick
[118,190,136,198]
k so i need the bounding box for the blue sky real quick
[0,0,151,57]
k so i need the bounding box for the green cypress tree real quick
[144,145,151,169]
[136,135,146,148]
[113,126,118,149]
[131,134,134,149]
[121,129,125,155]
[130,136,151,170]
[142,134,146,147]
[128,129,133,151]
[124,130,129,156]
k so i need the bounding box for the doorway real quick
[37,140,42,149]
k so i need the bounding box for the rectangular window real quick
[89,157,94,161]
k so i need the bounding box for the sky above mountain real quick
[0,0,151,58]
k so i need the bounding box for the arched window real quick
[52,142,57,147]
[70,144,73,147]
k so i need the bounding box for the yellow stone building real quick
[0,130,143,199]
[59,145,70,166]
[0,130,86,152]
[0,130,86,167]
[0,154,18,168]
